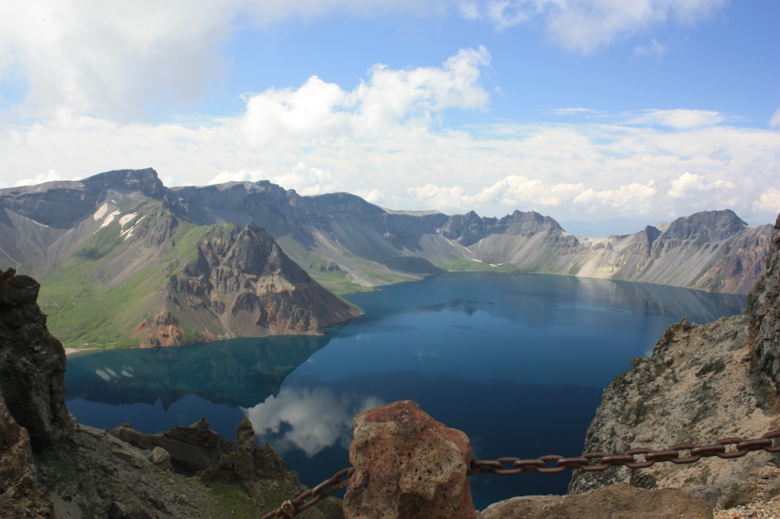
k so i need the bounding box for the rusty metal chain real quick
[468,430,780,475]
[259,430,780,518]
[261,467,354,519]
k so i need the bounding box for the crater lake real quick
[65,271,747,509]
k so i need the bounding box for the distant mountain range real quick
[0,168,772,349]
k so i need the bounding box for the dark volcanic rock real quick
[0,391,54,518]
[0,268,70,447]
[198,418,288,490]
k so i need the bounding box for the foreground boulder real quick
[344,400,475,519]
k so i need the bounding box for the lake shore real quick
[65,347,98,357]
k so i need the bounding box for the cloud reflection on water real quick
[243,387,383,457]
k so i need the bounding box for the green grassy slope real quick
[38,208,211,349]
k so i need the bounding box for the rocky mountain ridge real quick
[0,168,771,349]
[1,168,771,296]
[0,175,360,348]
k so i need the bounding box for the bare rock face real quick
[164,224,360,341]
[0,268,70,447]
[749,213,780,387]
[481,484,712,519]
[344,400,475,519]
[0,392,54,518]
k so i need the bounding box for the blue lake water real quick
[65,272,747,509]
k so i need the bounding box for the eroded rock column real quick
[343,400,475,519]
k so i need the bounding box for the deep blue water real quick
[65,272,746,509]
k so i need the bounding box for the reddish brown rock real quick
[343,400,475,519]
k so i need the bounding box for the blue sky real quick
[1,0,778,233]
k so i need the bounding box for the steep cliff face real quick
[748,214,780,388]
[0,269,70,448]
[569,213,780,505]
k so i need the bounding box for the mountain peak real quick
[82,168,167,200]
[663,209,747,241]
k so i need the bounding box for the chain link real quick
[467,430,780,475]
[260,467,354,519]
[259,430,780,518]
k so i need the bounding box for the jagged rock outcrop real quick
[198,418,288,489]
[344,400,475,519]
[441,210,565,247]
[161,223,360,342]
[568,213,780,507]
[0,268,70,447]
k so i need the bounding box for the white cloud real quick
[208,169,267,185]
[630,109,724,129]
[237,46,491,145]
[459,0,726,53]
[1,48,778,225]
[0,1,732,125]
[356,189,385,205]
[668,171,734,198]
[770,109,780,129]
[573,182,658,213]
[634,38,667,57]
[243,386,383,457]
[476,175,586,206]
[550,107,598,116]
[13,169,64,187]
[0,0,238,120]
[267,162,343,196]
[753,188,780,215]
